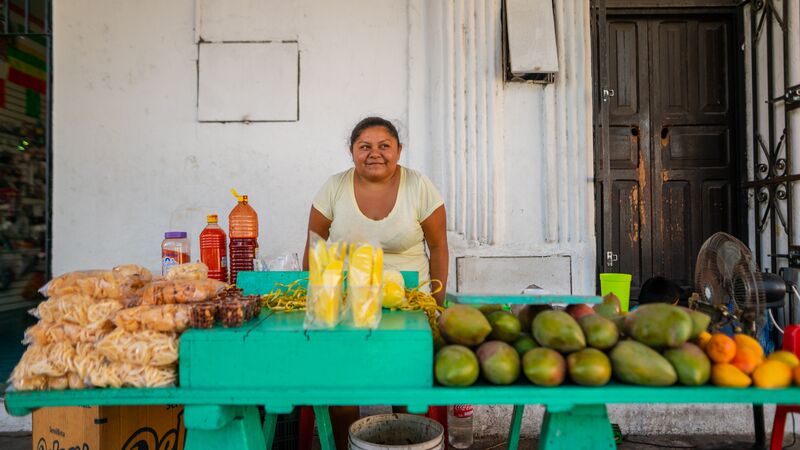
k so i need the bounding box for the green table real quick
[6,272,800,449]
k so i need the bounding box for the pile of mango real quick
[433,298,800,388]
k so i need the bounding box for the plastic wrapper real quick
[95,328,179,366]
[10,374,47,391]
[165,262,209,281]
[141,279,226,305]
[68,372,86,389]
[217,301,246,328]
[11,343,75,380]
[23,321,113,345]
[305,233,346,329]
[89,362,176,388]
[44,265,151,299]
[113,304,191,333]
[190,302,217,329]
[33,294,93,324]
[72,343,105,382]
[347,242,384,329]
[47,376,69,390]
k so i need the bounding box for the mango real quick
[439,305,492,346]
[567,348,612,386]
[594,303,619,321]
[522,348,565,386]
[610,340,677,386]
[601,293,621,314]
[532,310,586,353]
[513,333,538,355]
[679,307,711,340]
[753,360,792,388]
[768,351,800,369]
[487,311,522,343]
[566,304,595,322]
[711,363,751,387]
[663,343,711,386]
[478,304,504,316]
[624,304,692,348]
[578,314,619,350]
[477,341,521,385]
[434,345,479,387]
[514,305,551,333]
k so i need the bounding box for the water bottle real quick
[447,404,474,449]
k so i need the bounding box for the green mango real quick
[594,303,619,321]
[487,311,522,343]
[515,305,552,333]
[679,307,712,340]
[610,340,677,386]
[579,314,619,350]
[522,348,565,386]
[476,341,521,385]
[532,310,586,353]
[624,304,692,348]
[663,342,711,386]
[567,348,612,386]
[439,305,492,346]
[434,345,480,387]
[513,333,538,355]
[478,304,504,316]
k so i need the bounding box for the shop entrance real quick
[593,7,743,298]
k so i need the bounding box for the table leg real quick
[184,405,266,450]
[507,405,525,450]
[539,404,615,450]
[313,405,336,450]
[262,412,277,449]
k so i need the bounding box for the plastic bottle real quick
[200,214,228,282]
[228,191,259,284]
[447,404,474,449]
[162,231,190,276]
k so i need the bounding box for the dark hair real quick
[349,117,400,149]
[638,276,683,305]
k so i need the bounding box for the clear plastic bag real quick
[141,279,226,305]
[164,262,209,281]
[33,296,122,326]
[24,320,114,345]
[347,242,384,329]
[113,304,191,333]
[11,343,74,379]
[95,328,179,366]
[305,233,346,329]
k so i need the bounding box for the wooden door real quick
[596,14,737,297]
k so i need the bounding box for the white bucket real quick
[348,413,445,450]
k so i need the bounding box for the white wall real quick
[53,0,595,291]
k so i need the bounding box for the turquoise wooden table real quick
[6,272,800,450]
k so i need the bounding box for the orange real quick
[706,333,737,364]
[767,351,800,369]
[711,363,751,388]
[793,365,800,386]
[752,360,792,388]
[733,334,764,360]
[731,347,760,375]
[695,331,712,350]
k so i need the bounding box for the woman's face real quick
[350,126,402,182]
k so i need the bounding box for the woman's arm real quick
[302,206,333,270]
[421,205,449,305]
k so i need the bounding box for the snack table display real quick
[7,272,800,450]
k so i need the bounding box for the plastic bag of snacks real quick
[305,233,346,329]
[33,296,123,326]
[43,264,152,299]
[347,242,384,329]
[165,262,209,281]
[88,362,177,388]
[23,320,113,346]
[95,328,179,366]
[113,304,191,333]
[140,279,226,305]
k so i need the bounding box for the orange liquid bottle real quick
[200,214,228,282]
[228,193,259,284]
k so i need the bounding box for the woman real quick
[303,116,448,304]
[302,116,449,449]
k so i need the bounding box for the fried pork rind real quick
[44,265,152,299]
[141,279,226,305]
[165,262,209,281]
[112,304,191,332]
[95,328,179,366]
[33,296,123,327]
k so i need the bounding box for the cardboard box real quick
[32,405,185,450]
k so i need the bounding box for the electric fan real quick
[693,232,787,337]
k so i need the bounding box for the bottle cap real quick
[207,214,218,223]
[164,231,187,239]
[242,195,248,203]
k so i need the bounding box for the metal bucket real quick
[348,413,444,450]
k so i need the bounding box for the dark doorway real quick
[594,9,742,299]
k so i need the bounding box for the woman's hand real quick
[421,205,449,305]
[302,207,332,270]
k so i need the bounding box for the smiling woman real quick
[302,116,449,304]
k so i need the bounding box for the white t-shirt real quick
[312,166,444,287]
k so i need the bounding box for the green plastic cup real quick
[600,273,632,312]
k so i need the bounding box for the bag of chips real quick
[95,328,179,366]
[113,304,191,333]
[141,279,226,305]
